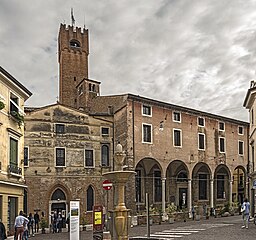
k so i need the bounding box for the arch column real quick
[210,178,214,214]
[246,180,249,199]
[229,180,233,205]
[162,178,166,216]
[187,179,192,218]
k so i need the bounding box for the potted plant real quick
[166,203,177,224]
[81,215,87,231]
[10,110,24,127]
[40,218,48,234]
[0,101,5,110]
[195,206,200,221]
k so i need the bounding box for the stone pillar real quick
[210,179,214,214]
[229,180,233,206]
[188,179,192,218]
[161,178,166,217]
[246,181,249,199]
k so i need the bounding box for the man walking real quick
[241,198,250,229]
[34,211,40,233]
[14,210,29,240]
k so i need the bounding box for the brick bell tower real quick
[58,23,89,108]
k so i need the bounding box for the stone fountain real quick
[103,143,135,240]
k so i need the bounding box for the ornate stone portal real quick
[103,143,135,240]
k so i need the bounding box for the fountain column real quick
[103,143,135,240]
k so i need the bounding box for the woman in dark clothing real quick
[0,219,7,240]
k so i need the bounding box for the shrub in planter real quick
[0,101,5,110]
[40,218,48,234]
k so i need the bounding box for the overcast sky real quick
[1,0,255,122]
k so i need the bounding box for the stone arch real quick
[166,160,189,209]
[135,157,163,211]
[192,162,212,205]
[232,165,247,204]
[47,183,71,228]
[214,164,231,205]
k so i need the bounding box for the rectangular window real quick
[238,126,244,135]
[217,175,225,199]
[173,129,182,147]
[238,141,244,155]
[154,170,162,202]
[55,124,65,134]
[219,137,225,153]
[10,93,19,114]
[85,149,94,167]
[198,133,205,150]
[199,174,207,200]
[219,122,225,131]
[142,105,152,116]
[55,148,65,167]
[24,147,29,167]
[198,117,205,127]
[142,124,152,143]
[173,111,181,122]
[10,137,18,167]
[101,127,109,136]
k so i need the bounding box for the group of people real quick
[51,211,63,233]
[13,210,40,240]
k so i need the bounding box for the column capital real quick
[161,178,166,181]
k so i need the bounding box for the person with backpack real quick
[241,198,250,229]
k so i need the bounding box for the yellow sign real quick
[94,211,102,225]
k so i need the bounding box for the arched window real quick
[87,186,94,211]
[51,188,66,200]
[70,40,81,48]
[101,144,109,167]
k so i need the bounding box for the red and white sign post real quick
[103,179,112,229]
[103,179,113,191]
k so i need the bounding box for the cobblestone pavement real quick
[7,214,256,240]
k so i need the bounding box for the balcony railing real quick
[8,164,22,175]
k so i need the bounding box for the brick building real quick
[23,22,250,223]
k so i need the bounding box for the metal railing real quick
[8,164,22,175]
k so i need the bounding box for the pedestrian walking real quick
[22,213,29,240]
[191,206,195,220]
[241,198,250,229]
[0,219,7,240]
[57,213,62,233]
[52,211,58,233]
[14,210,29,240]
[27,213,34,237]
[34,211,40,233]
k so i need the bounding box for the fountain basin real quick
[103,171,135,183]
